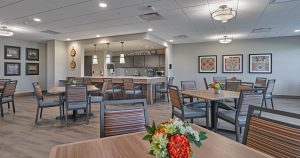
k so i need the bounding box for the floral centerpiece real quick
[143,119,207,158]
[210,82,223,94]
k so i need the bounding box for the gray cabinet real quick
[145,55,159,67]
[112,56,120,62]
[134,56,145,67]
[124,56,134,68]
[159,55,165,67]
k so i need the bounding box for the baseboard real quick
[273,95,300,99]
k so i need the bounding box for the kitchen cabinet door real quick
[159,55,165,67]
[134,56,145,67]
[145,55,159,67]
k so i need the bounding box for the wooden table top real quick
[181,90,240,101]
[47,85,99,95]
[49,125,271,158]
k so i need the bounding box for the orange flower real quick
[167,134,191,158]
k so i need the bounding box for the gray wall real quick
[0,37,47,93]
[173,36,300,96]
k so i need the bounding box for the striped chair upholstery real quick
[243,106,300,158]
[74,77,84,84]
[0,81,17,117]
[168,85,208,127]
[123,78,142,98]
[181,81,197,102]
[216,88,265,142]
[237,82,254,92]
[225,79,241,92]
[265,79,276,109]
[0,79,10,88]
[103,79,122,100]
[100,99,148,138]
[255,77,267,87]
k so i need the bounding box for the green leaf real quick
[199,132,207,140]
[193,140,201,148]
[152,121,156,130]
[143,135,152,141]
[148,150,154,156]
[145,125,155,135]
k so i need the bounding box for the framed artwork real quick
[198,55,217,73]
[4,45,21,60]
[26,48,39,61]
[26,63,39,75]
[249,53,272,73]
[4,62,21,76]
[222,54,243,73]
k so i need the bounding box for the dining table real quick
[49,125,272,158]
[180,90,240,130]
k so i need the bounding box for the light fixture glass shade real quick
[92,55,98,64]
[120,54,125,64]
[0,30,13,36]
[105,54,111,64]
[219,36,232,44]
[212,5,236,22]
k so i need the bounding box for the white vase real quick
[214,89,221,94]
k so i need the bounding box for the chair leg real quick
[1,104,4,117]
[265,99,268,108]
[40,108,43,119]
[65,109,68,127]
[271,97,274,109]
[59,105,62,126]
[86,107,89,124]
[167,93,169,102]
[35,107,39,124]
[235,125,240,142]
[191,118,193,123]
[8,102,10,109]
[12,100,16,113]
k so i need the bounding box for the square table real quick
[181,90,240,130]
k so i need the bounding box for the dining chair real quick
[203,77,210,90]
[213,76,227,85]
[0,80,17,117]
[123,78,143,99]
[65,84,89,127]
[103,78,122,100]
[32,82,63,124]
[255,77,267,87]
[216,88,265,142]
[91,78,103,89]
[0,79,11,87]
[243,105,300,158]
[168,85,209,128]
[83,78,92,85]
[225,79,241,92]
[100,99,148,138]
[265,79,276,109]
[181,81,198,103]
[155,77,174,102]
[74,77,84,84]
[236,82,254,92]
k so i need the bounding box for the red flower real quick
[167,134,191,158]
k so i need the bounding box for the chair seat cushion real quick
[217,110,246,125]
[156,89,167,93]
[125,90,142,95]
[188,101,210,108]
[67,102,88,110]
[90,96,104,103]
[39,100,61,107]
[265,94,272,99]
[105,89,122,93]
[174,107,206,119]
[1,97,12,103]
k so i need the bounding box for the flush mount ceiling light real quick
[147,28,153,32]
[33,18,41,22]
[0,26,14,37]
[99,2,107,8]
[96,34,101,37]
[294,29,300,32]
[66,38,71,41]
[105,43,111,64]
[120,42,125,64]
[169,39,173,42]
[93,44,98,65]
[219,36,232,44]
[212,5,236,23]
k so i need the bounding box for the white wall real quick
[84,50,105,76]
[173,36,300,96]
[66,41,85,77]
[0,37,47,93]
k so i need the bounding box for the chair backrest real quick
[66,77,75,82]
[0,79,10,87]
[181,81,197,91]
[102,79,113,91]
[65,84,87,103]
[91,78,103,83]
[32,82,43,100]
[237,88,265,116]
[2,80,17,97]
[225,79,241,91]
[203,77,209,90]
[74,77,84,84]
[243,106,300,158]
[83,78,92,85]
[168,85,183,110]
[100,99,148,138]
[123,78,134,91]
[236,82,254,92]
[266,79,276,94]
[213,76,226,84]
[255,77,267,87]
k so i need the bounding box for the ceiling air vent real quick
[251,28,272,33]
[41,30,61,35]
[138,12,164,22]
[173,35,188,39]
[269,0,300,4]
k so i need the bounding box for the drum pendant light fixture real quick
[105,43,111,64]
[92,44,98,64]
[120,42,125,64]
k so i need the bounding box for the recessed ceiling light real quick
[99,2,107,8]
[294,30,300,32]
[33,18,41,22]
[147,28,153,32]
[96,34,101,37]
[66,38,71,41]
[169,40,173,42]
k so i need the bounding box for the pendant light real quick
[105,43,111,64]
[212,5,236,23]
[92,44,98,64]
[120,42,125,64]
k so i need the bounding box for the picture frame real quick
[198,55,217,73]
[4,45,21,60]
[26,48,39,61]
[4,62,21,76]
[249,53,272,73]
[26,63,39,75]
[222,54,243,73]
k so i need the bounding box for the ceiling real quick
[84,39,165,52]
[1,0,300,44]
